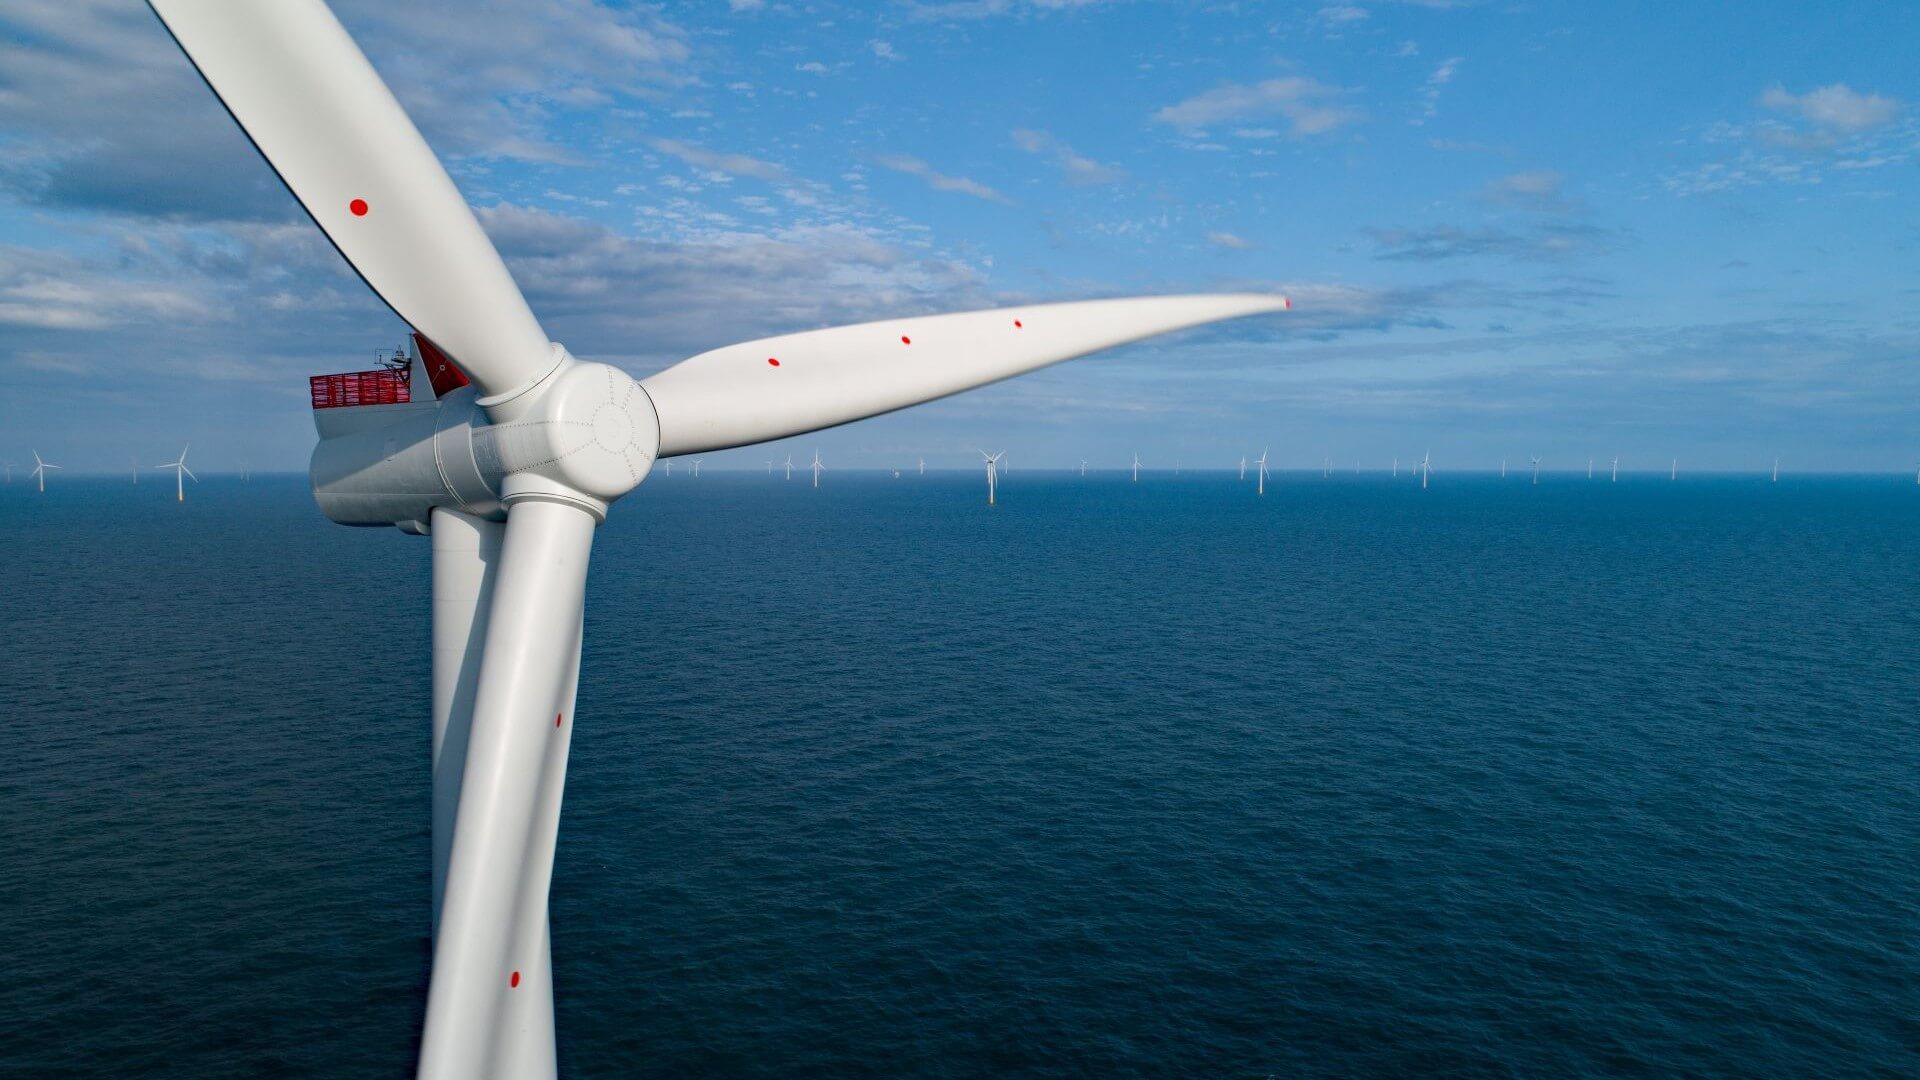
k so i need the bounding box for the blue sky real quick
[1,0,1915,473]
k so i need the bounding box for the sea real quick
[2,470,1916,1078]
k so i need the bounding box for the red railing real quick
[309,368,412,409]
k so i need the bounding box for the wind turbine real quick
[142,3,1291,1076]
[1079,459,1087,478]
[1322,456,1330,479]
[1392,457,1397,478]
[783,454,794,481]
[154,444,198,502]
[1239,455,1247,481]
[133,455,140,485]
[30,450,60,493]
[3,462,12,484]
[1772,458,1779,483]
[1419,450,1432,490]
[1501,458,1507,479]
[1588,457,1594,480]
[1132,453,1142,482]
[765,460,773,475]
[979,450,1003,505]
[1671,458,1677,481]
[663,459,671,477]
[1530,455,1541,486]
[1255,448,1269,496]
[811,449,825,488]
[918,457,924,477]
[691,459,701,478]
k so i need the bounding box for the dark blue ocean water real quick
[2,471,1916,1077]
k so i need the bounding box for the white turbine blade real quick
[418,499,594,1080]
[183,465,199,482]
[644,293,1288,456]
[147,0,554,399]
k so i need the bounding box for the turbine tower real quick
[1772,458,1779,483]
[1612,456,1619,482]
[1132,453,1142,482]
[1239,455,1247,481]
[783,454,794,481]
[141,3,1293,1076]
[29,450,60,493]
[1671,458,1677,481]
[1588,457,1593,480]
[1420,450,1432,490]
[811,449,825,488]
[154,444,198,502]
[1392,457,1397,478]
[1530,455,1541,486]
[1501,458,1507,479]
[918,457,924,477]
[1255,448,1269,496]
[691,459,701,478]
[1079,459,1087,478]
[979,450,1003,505]
[133,455,140,485]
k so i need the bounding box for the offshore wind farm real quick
[3,1,1918,1079]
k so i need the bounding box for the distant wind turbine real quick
[1255,448,1269,496]
[765,460,773,475]
[1420,450,1431,490]
[691,459,701,478]
[1132,453,1142,483]
[1671,458,1677,481]
[30,450,60,493]
[1772,458,1779,483]
[1322,456,1330,479]
[918,457,925,477]
[1611,456,1619,482]
[1588,457,1594,480]
[3,462,13,484]
[153,444,198,502]
[1501,458,1507,479]
[783,454,793,481]
[1079,459,1087,478]
[1531,455,1541,486]
[132,455,140,485]
[663,459,671,477]
[1392,457,1398,478]
[810,449,824,489]
[979,450,1004,505]
[1239,455,1247,481]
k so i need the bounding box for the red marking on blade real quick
[349,199,368,216]
[1013,319,1023,328]
[1282,296,1291,310]
[900,335,911,345]
[767,357,780,367]
[555,713,563,728]
[510,971,521,988]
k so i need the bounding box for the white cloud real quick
[871,40,904,62]
[1760,84,1901,132]
[1206,231,1255,250]
[1151,76,1363,136]
[873,155,1012,204]
[1414,56,1463,124]
[650,139,788,182]
[1009,129,1125,185]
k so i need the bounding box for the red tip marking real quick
[510,971,521,988]
[349,198,368,216]
[767,357,780,367]
[555,713,563,728]
[1013,319,1023,328]
[1282,296,1291,310]
[900,335,911,345]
